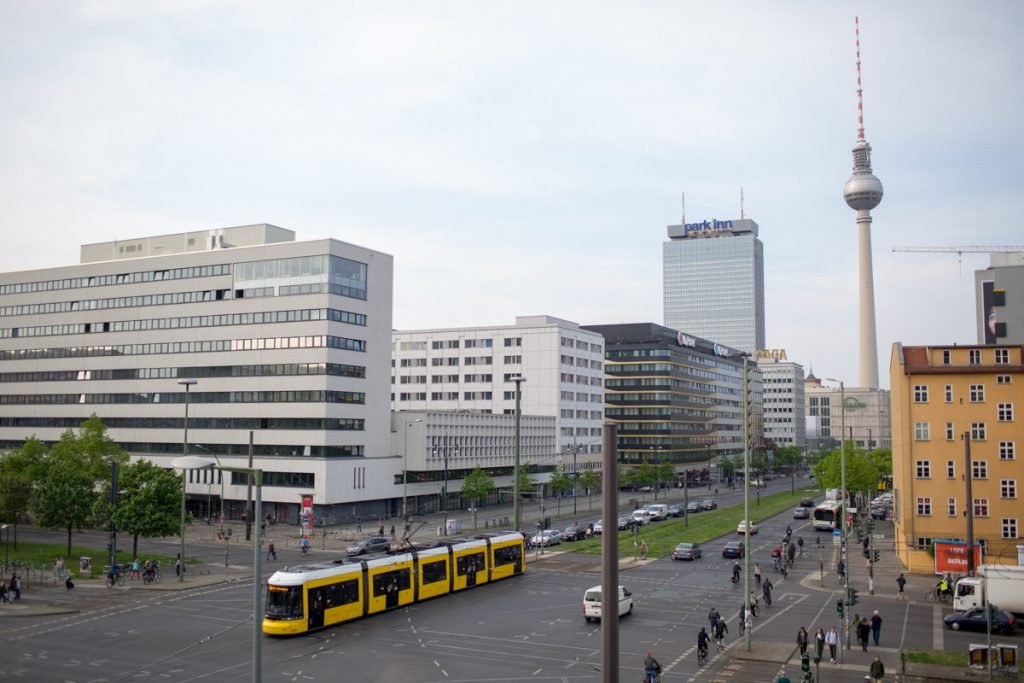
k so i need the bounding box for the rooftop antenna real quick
[681,192,686,225]
[740,187,745,220]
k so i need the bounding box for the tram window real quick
[265,585,303,618]
[324,579,359,608]
[457,552,485,575]
[373,569,411,597]
[421,560,447,584]
[494,546,520,566]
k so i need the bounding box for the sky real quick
[2,1,1022,389]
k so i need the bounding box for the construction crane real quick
[892,246,1024,275]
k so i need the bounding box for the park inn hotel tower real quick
[0,225,396,525]
[663,218,765,356]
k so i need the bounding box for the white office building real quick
[0,224,395,524]
[756,353,805,449]
[663,218,766,355]
[391,315,606,458]
[804,374,891,451]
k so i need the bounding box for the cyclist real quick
[797,536,804,557]
[300,536,311,554]
[708,607,720,631]
[643,651,662,682]
[714,617,729,650]
[749,593,760,617]
[936,575,950,601]
[731,561,741,584]
[754,562,762,587]
[697,626,710,664]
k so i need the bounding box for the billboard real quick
[933,540,984,575]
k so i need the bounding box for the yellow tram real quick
[262,531,526,636]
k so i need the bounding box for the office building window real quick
[913,385,929,403]
[998,403,1014,422]
[1000,441,1016,460]
[914,422,930,441]
[1001,480,1016,498]
[1002,519,1018,539]
[916,498,932,516]
[915,460,931,478]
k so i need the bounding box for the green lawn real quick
[2,539,184,581]
[569,487,820,558]
[905,649,968,667]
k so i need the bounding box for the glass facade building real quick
[663,218,765,355]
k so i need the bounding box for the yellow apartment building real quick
[891,343,1024,573]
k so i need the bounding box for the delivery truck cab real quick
[953,565,1024,617]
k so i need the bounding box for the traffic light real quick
[856,528,864,543]
[849,587,859,606]
[836,600,844,614]
[863,549,870,559]
[801,653,810,672]
[873,549,880,562]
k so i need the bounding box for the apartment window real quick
[913,385,929,403]
[916,498,932,516]
[972,460,988,479]
[944,385,953,403]
[503,355,521,364]
[998,403,1014,422]
[971,422,987,440]
[947,498,956,516]
[970,384,985,402]
[947,460,955,479]
[995,348,1009,364]
[1002,519,1018,539]
[503,337,521,347]
[1001,480,1017,498]
[916,537,933,550]
[997,375,1012,384]
[915,460,931,478]
[914,422,930,441]
[973,498,989,517]
[945,422,954,440]
[942,350,951,365]
[969,349,981,365]
[1000,441,1016,460]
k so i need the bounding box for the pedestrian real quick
[267,541,277,561]
[0,580,7,604]
[754,562,762,586]
[857,617,871,652]
[130,558,141,580]
[763,577,773,607]
[797,536,804,557]
[390,525,396,540]
[356,517,362,533]
[870,610,882,646]
[869,655,885,683]
[787,543,796,564]
[853,613,861,646]
[709,607,720,630]
[814,627,826,661]
[378,524,384,537]
[54,557,65,580]
[896,573,906,600]
[640,540,648,560]
[11,574,21,601]
[826,626,839,663]
[837,559,846,584]
[776,669,791,683]
[175,554,182,577]
[796,626,809,656]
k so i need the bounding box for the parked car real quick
[346,536,390,556]
[532,529,562,547]
[686,501,702,514]
[631,510,653,526]
[667,504,684,518]
[722,541,745,558]
[799,497,816,508]
[672,542,702,561]
[737,520,759,534]
[645,504,669,521]
[701,499,718,511]
[616,516,638,531]
[583,585,633,622]
[749,479,766,488]
[593,520,604,535]
[562,525,588,542]
[944,606,1017,634]
[793,507,810,519]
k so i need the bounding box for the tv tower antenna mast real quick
[843,16,884,389]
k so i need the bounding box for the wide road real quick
[3,508,1018,681]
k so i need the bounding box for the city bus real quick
[812,500,843,531]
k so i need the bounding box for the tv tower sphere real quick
[844,140,884,211]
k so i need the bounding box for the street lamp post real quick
[741,353,752,651]
[171,455,215,582]
[827,377,850,650]
[176,378,197,583]
[511,374,525,533]
[565,443,580,516]
[1,524,8,575]
[402,419,423,524]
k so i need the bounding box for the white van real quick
[631,509,653,525]
[582,585,634,621]
[645,504,668,521]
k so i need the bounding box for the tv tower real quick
[843,16,883,389]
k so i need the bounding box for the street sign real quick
[832,529,841,545]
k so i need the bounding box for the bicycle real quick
[925,588,950,603]
[697,646,708,667]
[106,572,125,588]
[715,635,726,653]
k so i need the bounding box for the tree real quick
[655,461,675,497]
[516,466,535,497]
[94,459,182,558]
[719,455,738,481]
[579,470,601,511]
[547,466,574,516]
[632,461,656,500]
[461,467,495,529]
[50,414,128,482]
[811,443,881,498]
[34,454,96,557]
[868,448,892,479]
[0,437,47,549]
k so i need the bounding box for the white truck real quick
[953,564,1024,617]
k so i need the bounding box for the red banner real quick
[933,540,983,575]
[301,494,314,530]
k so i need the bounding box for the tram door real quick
[512,547,523,574]
[307,587,325,630]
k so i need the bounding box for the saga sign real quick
[677,332,696,348]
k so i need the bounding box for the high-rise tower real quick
[843,16,884,389]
